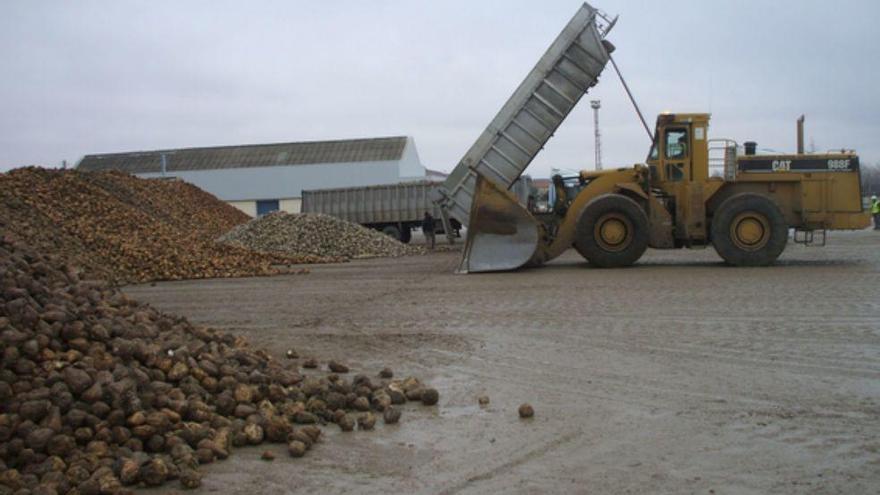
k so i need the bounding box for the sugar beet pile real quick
[0,168,326,284]
[0,233,438,493]
[218,212,423,260]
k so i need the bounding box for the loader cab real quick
[646,113,711,192]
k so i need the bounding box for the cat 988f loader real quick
[432,3,869,273]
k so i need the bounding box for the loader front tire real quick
[574,194,649,268]
[711,194,787,266]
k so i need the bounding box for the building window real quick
[256,199,280,216]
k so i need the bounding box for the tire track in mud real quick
[539,330,880,378]
[381,312,880,382]
[432,335,880,418]
[435,429,584,495]
[434,350,783,413]
[344,312,880,378]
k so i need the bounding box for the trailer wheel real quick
[399,227,412,244]
[381,225,402,241]
[574,194,649,268]
[711,194,787,266]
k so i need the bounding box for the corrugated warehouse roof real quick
[77,136,408,174]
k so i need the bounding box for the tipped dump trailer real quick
[302,179,535,243]
[432,3,616,238]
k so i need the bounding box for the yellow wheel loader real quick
[432,3,869,273]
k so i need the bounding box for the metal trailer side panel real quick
[301,182,446,225]
[433,2,612,227]
[303,177,535,227]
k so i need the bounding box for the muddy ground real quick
[126,231,880,494]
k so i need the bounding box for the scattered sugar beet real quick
[518,403,535,419]
[357,413,377,431]
[383,407,402,425]
[217,212,424,260]
[287,441,306,458]
[328,361,349,373]
[337,414,355,432]
[0,233,438,493]
[421,388,440,406]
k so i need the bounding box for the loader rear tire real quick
[711,194,787,266]
[574,194,649,268]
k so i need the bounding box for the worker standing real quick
[872,195,880,230]
[422,212,436,249]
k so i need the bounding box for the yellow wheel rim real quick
[730,212,770,251]
[594,213,632,252]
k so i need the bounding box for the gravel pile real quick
[0,232,438,493]
[0,168,327,284]
[218,212,423,260]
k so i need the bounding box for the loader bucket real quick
[458,175,542,273]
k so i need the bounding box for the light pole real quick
[590,100,602,170]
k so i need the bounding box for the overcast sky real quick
[1,0,878,177]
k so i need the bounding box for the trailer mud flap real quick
[458,175,542,273]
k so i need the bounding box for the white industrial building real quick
[77,136,427,216]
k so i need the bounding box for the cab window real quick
[666,163,684,181]
[665,129,688,159]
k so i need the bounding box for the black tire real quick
[399,227,412,244]
[574,194,649,268]
[711,193,787,266]
[381,225,402,241]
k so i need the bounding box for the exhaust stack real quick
[797,115,805,154]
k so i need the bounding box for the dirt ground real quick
[126,230,880,494]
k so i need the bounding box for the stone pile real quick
[0,232,438,493]
[218,212,423,260]
[0,168,327,284]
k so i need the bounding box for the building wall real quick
[228,198,302,217]
[398,137,428,181]
[426,170,449,181]
[134,139,428,218]
[280,198,302,213]
[229,200,257,217]
[137,160,403,201]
